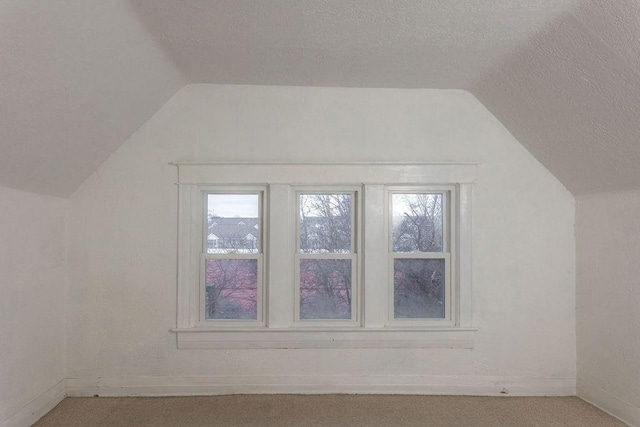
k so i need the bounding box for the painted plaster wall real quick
[577,190,640,425]
[0,186,67,424]
[66,85,576,393]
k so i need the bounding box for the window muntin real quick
[201,190,264,324]
[295,191,359,324]
[388,188,454,324]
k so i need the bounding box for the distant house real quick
[207,217,259,252]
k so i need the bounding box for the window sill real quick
[171,327,477,349]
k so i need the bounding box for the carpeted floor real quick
[34,395,626,426]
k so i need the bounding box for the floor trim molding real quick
[578,379,639,427]
[66,375,575,398]
[2,380,66,427]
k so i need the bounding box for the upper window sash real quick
[387,186,453,254]
[203,191,264,254]
[296,189,358,254]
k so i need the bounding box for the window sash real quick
[294,253,359,326]
[387,252,453,326]
[388,188,450,254]
[294,188,360,326]
[385,186,456,327]
[202,189,265,254]
[197,188,266,327]
[295,190,358,254]
[198,253,264,327]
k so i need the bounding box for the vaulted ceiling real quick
[1,0,638,196]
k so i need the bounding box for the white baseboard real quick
[66,375,575,398]
[2,380,66,427]
[0,375,575,426]
[578,380,639,427]
[17,376,640,427]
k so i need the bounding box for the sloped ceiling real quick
[130,0,579,88]
[0,1,186,196]
[1,0,638,196]
[471,1,640,195]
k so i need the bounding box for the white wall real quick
[0,186,67,426]
[66,85,576,395]
[577,190,640,426]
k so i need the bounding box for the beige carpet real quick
[34,395,626,426]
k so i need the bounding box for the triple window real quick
[199,185,454,327]
[175,163,475,348]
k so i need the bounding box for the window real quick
[388,188,454,326]
[295,190,360,324]
[175,163,475,348]
[199,190,265,327]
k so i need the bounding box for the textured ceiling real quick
[130,0,580,88]
[471,0,640,195]
[0,1,185,196]
[1,0,639,196]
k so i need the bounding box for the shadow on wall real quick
[468,0,640,195]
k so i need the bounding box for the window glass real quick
[207,194,260,254]
[299,259,352,320]
[393,258,445,319]
[205,259,258,320]
[299,194,352,253]
[392,193,443,252]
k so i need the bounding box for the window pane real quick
[299,194,352,254]
[207,194,259,254]
[394,258,445,319]
[205,259,257,320]
[392,193,443,252]
[300,259,352,320]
